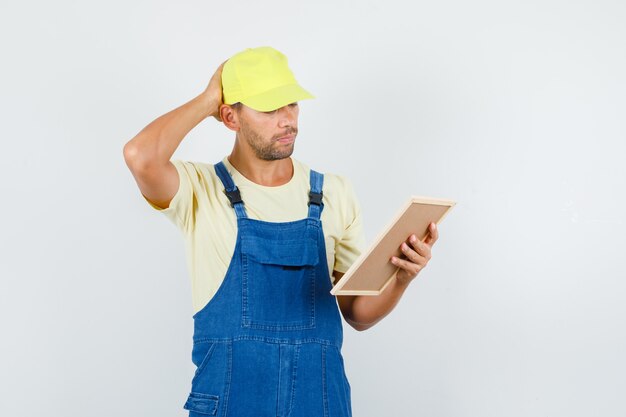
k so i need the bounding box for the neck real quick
[228,144,294,187]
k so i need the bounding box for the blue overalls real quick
[182,161,352,417]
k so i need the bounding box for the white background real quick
[1,0,625,416]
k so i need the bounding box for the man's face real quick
[236,102,299,161]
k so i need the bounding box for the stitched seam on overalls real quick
[241,243,249,327]
[192,342,217,384]
[193,336,341,347]
[322,345,329,417]
[222,340,232,417]
[286,344,300,417]
[309,255,316,328]
[276,346,282,417]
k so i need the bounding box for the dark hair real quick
[231,102,243,112]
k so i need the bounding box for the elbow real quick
[347,318,375,332]
[123,141,141,168]
[123,140,154,172]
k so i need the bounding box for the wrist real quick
[195,91,220,119]
[394,273,413,289]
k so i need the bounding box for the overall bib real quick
[182,161,352,417]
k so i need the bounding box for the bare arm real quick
[335,271,411,332]
[334,223,439,331]
[122,61,226,209]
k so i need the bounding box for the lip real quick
[276,134,295,143]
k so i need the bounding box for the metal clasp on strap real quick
[308,191,323,206]
[225,188,243,207]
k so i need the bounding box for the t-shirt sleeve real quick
[333,176,366,274]
[142,159,194,231]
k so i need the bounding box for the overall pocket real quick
[241,234,319,331]
[192,342,216,379]
[185,341,232,416]
[183,392,219,415]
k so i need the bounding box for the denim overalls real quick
[182,161,352,417]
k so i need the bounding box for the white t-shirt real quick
[144,156,365,315]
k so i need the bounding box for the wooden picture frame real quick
[330,196,456,296]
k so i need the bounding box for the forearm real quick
[344,276,411,331]
[124,92,213,169]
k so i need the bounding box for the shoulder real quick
[294,160,360,218]
[322,172,359,216]
[292,159,356,193]
[323,172,355,192]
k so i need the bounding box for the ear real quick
[220,104,241,132]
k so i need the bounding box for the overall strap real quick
[214,161,248,219]
[307,169,324,219]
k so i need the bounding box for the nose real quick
[277,105,297,128]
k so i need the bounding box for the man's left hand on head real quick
[390,222,439,286]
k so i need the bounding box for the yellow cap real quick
[221,46,315,112]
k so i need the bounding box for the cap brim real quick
[241,83,315,112]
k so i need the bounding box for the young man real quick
[123,46,438,417]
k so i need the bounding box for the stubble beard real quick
[240,120,295,161]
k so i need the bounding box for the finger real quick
[390,256,422,275]
[211,62,227,82]
[424,222,439,246]
[401,241,427,264]
[407,235,431,259]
